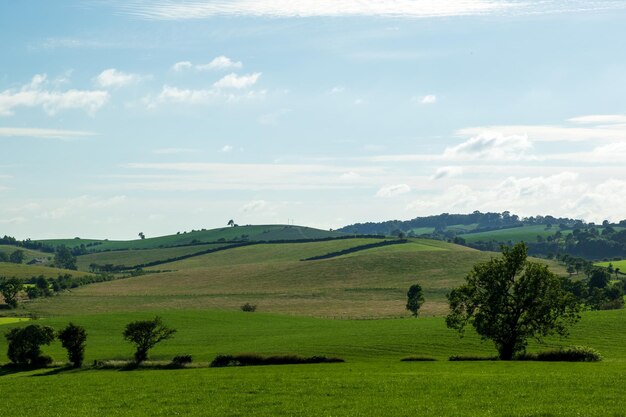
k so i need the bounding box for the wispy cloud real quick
[0,74,109,116]
[143,85,266,107]
[95,68,145,88]
[112,0,626,20]
[432,166,463,180]
[214,72,261,89]
[0,127,96,140]
[172,56,242,72]
[376,184,411,198]
[152,148,199,154]
[413,94,437,104]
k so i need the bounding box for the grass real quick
[21,239,565,318]
[0,262,91,279]
[75,243,228,271]
[595,259,626,271]
[0,245,52,264]
[462,225,569,243]
[36,225,346,252]
[0,317,30,325]
[0,309,624,416]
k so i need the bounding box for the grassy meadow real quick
[0,228,623,416]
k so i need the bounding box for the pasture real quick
[0,309,625,416]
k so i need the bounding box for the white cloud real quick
[143,85,266,107]
[568,114,626,125]
[221,145,234,153]
[198,56,243,71]
[114,1,523,20]
[376,184,411,198]
[456,124,626,142]
[172,61,194,72]
[213,72,261,89]
[432,166,463,180]
[329,86,345,94]
[414,94,437,104]
[239,200,268,213]
[0,127,96,140]
[173,56,242,72]
[95,68,143,88]
[443,132,533,160]
[0,74,109,116]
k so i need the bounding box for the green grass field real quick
[0,309,624,416]
[595,259,626,271]
[0,233,622,416]
[0,262,90,279]
[0,245,52,264]
[462,225,569,243]
[36,225,345,252]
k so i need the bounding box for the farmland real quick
[0,226,622,417]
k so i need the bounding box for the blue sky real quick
[1,0,626,239]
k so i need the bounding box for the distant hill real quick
[22,225,347,253]
[339,211,626,260]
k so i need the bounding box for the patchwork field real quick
[0,262,91,279]
[23,238,524,318]
[0,229,621,417]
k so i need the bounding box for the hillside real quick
[0,262,89,279]
[25,237,565,318]
[34,225,346,252]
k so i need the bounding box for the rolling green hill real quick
[36,225,346,252]
[462,225,571,243]
[24,238,564,318]
[0,262,89,279]
[0,245,52,264]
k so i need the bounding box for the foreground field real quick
[0,309,625,416]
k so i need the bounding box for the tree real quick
[227,219,235,227]
[9,250,25,264]
[0,252,8,262]
[138,232,145,240]
[406,283,425,317]
[0,277,23,308]
[588,268,610,289]
[58,323,87,367]
[123,316,176,364]
[5,324,55,366]
[446,243,581,360]
[54,246,77,270]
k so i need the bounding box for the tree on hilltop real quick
[446,243,582,360]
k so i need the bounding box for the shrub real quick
[210,354,344,367]
[400,356,437,362]
[449,355,498,361]
[58,323,87,368]
[240,303,257,312]
[5,324,55,366]
[171,355,193,367]
[517,346,602,362]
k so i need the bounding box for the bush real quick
[5,324,55,366]
[210,354,344,367]
[517,346,602,362]
[449,355,498,361]
[240,303,257,312]
[171,355,193,367]
[400,356,437,362]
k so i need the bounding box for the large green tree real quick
[5,324,55,366]
[54,246,77,270]
[405,283,425,317]
[123,316,176,364]
[446,243,582,360]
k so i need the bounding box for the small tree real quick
[58,323,87,368]
[406,283,425,317]
[0,277,23,308]
[123,316,176,364]
[446,243,582,360]
[9,250,25,264]
[5,324,55,366]
[138,232,145,240]
[227,219,235,227]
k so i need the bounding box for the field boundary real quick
[301,239,408,261]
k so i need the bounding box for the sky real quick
[1,0,626,239]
